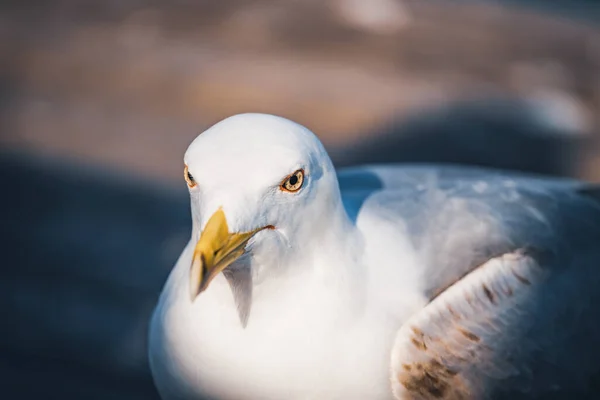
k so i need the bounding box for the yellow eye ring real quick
[184,165,197,188]
[280,169,304,192]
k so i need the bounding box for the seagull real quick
[149,113,600,400]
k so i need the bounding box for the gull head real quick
[183,113,341,326]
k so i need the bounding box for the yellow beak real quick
[190,208,270,300]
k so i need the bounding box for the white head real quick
[183,113,345,326]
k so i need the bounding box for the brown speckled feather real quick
[339,167,600,399]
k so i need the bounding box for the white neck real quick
[150,189,396,400]
[222,193,364,328]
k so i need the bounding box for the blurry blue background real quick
[0,1,599,398]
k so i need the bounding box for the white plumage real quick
[149,113,600,400]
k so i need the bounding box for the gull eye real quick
[280,169,304,193]
[184,165,197,188]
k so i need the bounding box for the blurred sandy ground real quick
[1,0,600,182]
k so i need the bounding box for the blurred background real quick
[1,0,599,399]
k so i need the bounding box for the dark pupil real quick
[187,172,194,181]
[289,174,298,186]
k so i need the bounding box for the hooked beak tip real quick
[188,208,275,302]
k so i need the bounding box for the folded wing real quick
[382,179,600,399]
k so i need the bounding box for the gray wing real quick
[339,165,600,399]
